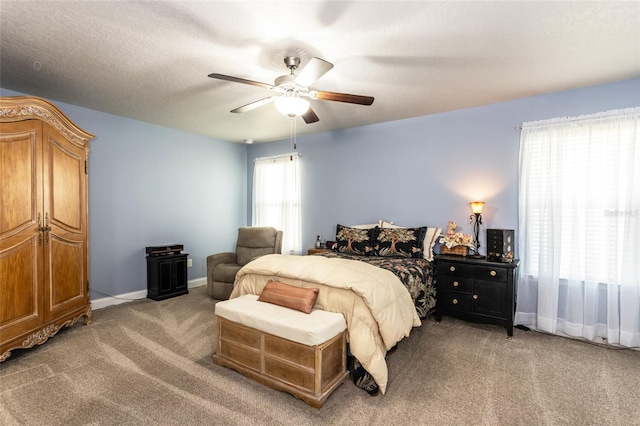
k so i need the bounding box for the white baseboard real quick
[91,289,147,311]
[188,277,207,289]
[91,277,207,311]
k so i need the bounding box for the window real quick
[252,154,301,255]
[515,108,640,347]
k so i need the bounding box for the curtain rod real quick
[253,152,301,162]
[515,108,640,131]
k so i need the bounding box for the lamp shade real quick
[470,201,485,214]
[274,94,310,117]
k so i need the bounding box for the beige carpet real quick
[1,286,639,426]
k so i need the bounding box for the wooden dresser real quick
[0,96,93,361]
[435,255,519,337]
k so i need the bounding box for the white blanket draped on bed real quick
[229,254,421,394]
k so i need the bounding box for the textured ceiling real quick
[1,1,639,143]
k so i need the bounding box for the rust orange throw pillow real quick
[258,280,319,314]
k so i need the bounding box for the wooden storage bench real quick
[213,295,349,408]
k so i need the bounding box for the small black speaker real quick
[486,229,515,262]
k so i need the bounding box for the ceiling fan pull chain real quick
[290,117,294,161]
[288,116,299,161]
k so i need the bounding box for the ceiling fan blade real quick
[301,108,319,124]
[230,96,277,113]
[294,57,334,87]
[208,73,274,90]
[311,90,374,106]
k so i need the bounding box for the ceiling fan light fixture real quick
[208,55,374,124]
[274,93,309,117]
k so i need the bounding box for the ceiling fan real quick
[208,56,374,124]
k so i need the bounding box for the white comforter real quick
[229,254,421,394]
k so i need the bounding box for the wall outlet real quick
[187,258,193,268]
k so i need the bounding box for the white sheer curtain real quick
[515,108,640,348]
[252,154,301,255]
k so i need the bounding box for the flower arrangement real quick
[439,221,474,248]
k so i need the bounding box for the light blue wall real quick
[1,88,248,298]
[247,78,640,253]
[4,78,637,298]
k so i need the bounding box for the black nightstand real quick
[435,255,518,337]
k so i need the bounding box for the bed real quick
[316,251,437,318]
[228,222,440,395]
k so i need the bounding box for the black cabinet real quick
[146,253,189,301]
[486,229,515,263]
[435,255,518,337]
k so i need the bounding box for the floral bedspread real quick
[315,251,436,318]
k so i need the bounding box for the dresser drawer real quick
[473,266,508,282]
[437,275,473,292]
[436,261,474,277]
[438,291,472,312]
[437,261,508,282]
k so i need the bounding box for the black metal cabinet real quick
[146,253,189,301]
[435,255,518,337]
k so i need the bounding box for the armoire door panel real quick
[0,121,43,238]
[46,236,85,318]
[46,128,86,234]
[0,237,43,335]
[0,120,44,342]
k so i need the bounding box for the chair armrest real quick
[207,252,236,271]
[206,252,237,297]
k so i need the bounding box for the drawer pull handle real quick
[450,266,456,272]
[453,281,459,287]
[473,294,478,300]
[490,270,497,277]
[452,298,458,305]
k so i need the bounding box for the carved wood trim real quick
[0,96,94,148]
[0,307,92,362]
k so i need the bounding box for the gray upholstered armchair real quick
[207,227,283,300]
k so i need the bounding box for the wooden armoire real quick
[0,96,93,361]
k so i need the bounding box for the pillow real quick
[380,220,441,261]
[350,223,380,229]
[422,227,442,262]
[373,226,427,258]
[334,224,376,255]
[380,219,401,228]
[258,280,319,314]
